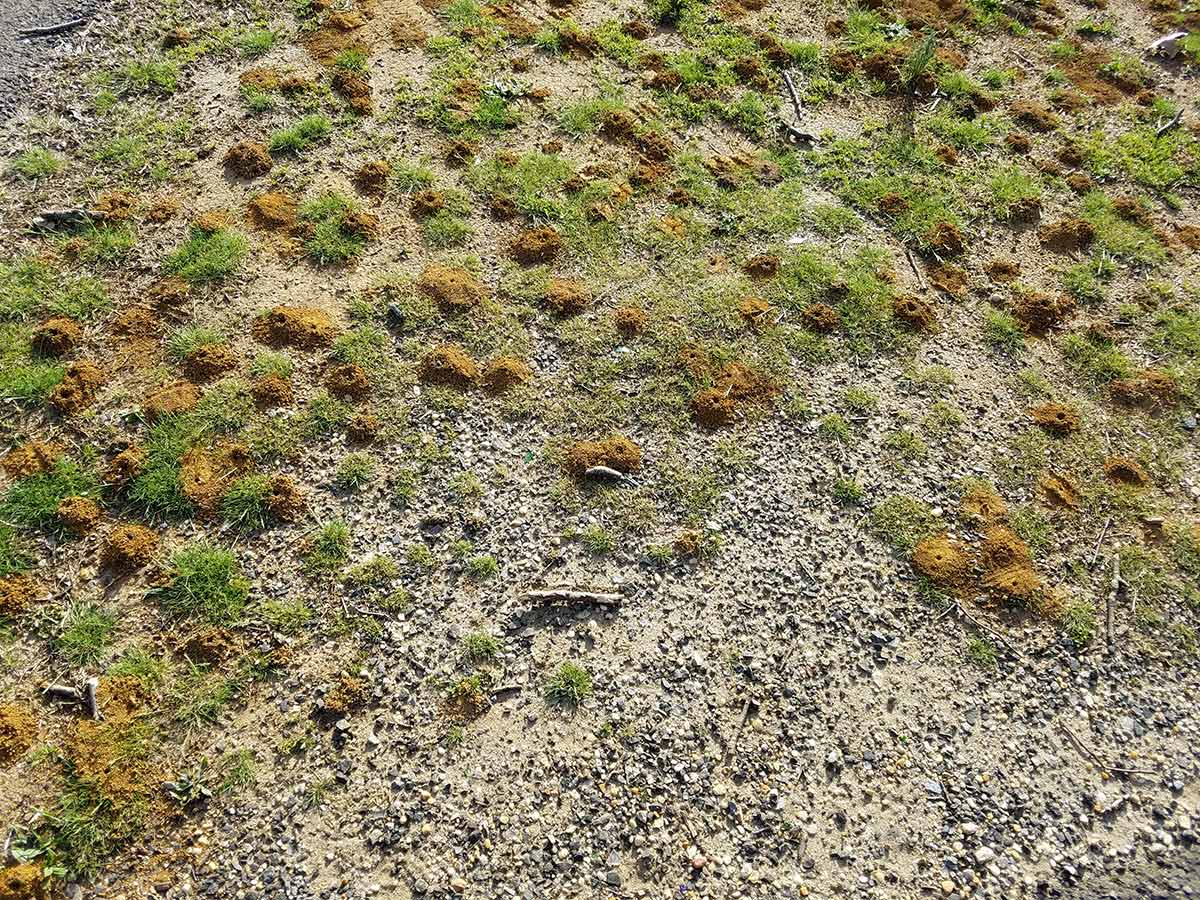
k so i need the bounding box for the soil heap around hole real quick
[544,278,590,316]
[1109,370,1178,410]
[1030,402,1081,434]
[1,441,63,478]
[0,862,47,900]
[57,496,102,533]
[912,534,975,588]
[418,263,488,313]
[31,316,82,357]
[253,306,337,349]
[0,704,37,765]
[0,575,38,619]
[1103,456,1149,487]
[613,306,648,337]
[565,435,643,477]
[101,524,159,573]
[252,374,294,408]
[509,227,561,264]
[482,356,532,393]
[143,381,201,420]
[418,344,480,389]
[48,361,106,413]
[224,141,272,178]
[180,442,252,514]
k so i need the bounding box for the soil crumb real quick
[418,344,480,389]
[251,374,294,408]
[57,496,102,533]
[1109,370,1178,410]
[184,345,237,382]
[144,381,201,420]
[224,141,273,178]
[356,160,391,195]
[0,575,38,619]
[248,192,298,231]
[1039,471,1081,509]
[509,227,561,264]
[326,363,371,398]
[180,443,252,514]
[802,303,840,333]
[482,356,532,393]
[912,534,974,587]
[101,523,159,573]
[960,484,1007,525]
[48,360,106,413]
[1014,291,1074,335]
[1038,218,1095,252]
[418,264,488,312]
[565,435,643,476]
[32,316,82,357]
[614,306,648,337]
[544,278,590,316]
[253,306,337,349]
[0,862,46,900]
[0,705,37,766]
[892,295,937,332]
[2,441,63,478]
[1031,402,1080,434]
[1103,456,1149,488]
[105,446,147,487]
[267,474,306,521]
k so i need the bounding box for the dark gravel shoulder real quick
[0,0,98,120]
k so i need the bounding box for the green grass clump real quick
[832,477,865,505]
[220,475,273,530]
[987,165,1041,219]
[545,662,592,708]
[464,554,499,580]
[269,114,332,154]
[0,525,31,576]
[1061,601,1096,646]
[118,58,180,95]
[332,48,368,72]
[1079,192,1166,265]
[1083,125,1198,202]
[239,28,277,56]
[164,227,249,284]
[1060,332,1133,384]
[465,151,575,219]
[869,494,938,551]
[0,458,100,531]
[299,193,369,265]
[9,147,62,179]
[261,596,313,633]
[107,648,167,687]
[166,325,225,360]
[983,308,1024,354]
[334,452,375,489]
[57,602,117,665]
[0,257,109,322]
[151,543,250,623]
[68,223,137,265]
[303,521,351,576]
[463,632,500,661]
[249,350,294,379]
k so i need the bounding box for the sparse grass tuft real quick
[463,632,500,661]
[9,147,62,179]
[545,662,592,708]
[303,521,351,576]
[269,114,332,154]
[335,452,376,489]
[164,227,249,284]
[869,494,937,551]
[151,543,250,623]
[57,602,117,665]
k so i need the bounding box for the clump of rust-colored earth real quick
[251,374,294,408]
[0,703,37,767]
[57,496,102,534]
[253,306,337,349]
[184,344,237,382]
[1014,291,1074,335]
[984,258,1019,282]
[0,575,38,619]
[356,160,391,195]
[1109,369,1178,410]
[1,441,63,478]
[0,862,46,900]
[101,523,159,573]
[802,302,840,333]
[1103,456,1149,487]
[565,435,643,477]
[418,263,488,312]
[1039,471,1081,509]
[892,295,937,332]
[1010,100,1058,132]
[347,411,381,443]
[105,445,147,487]
[144,381,201,420]
[341,209,379,239]
[32,316,82,357]
[690,362,779,428]
[326,363,371,398]
[149,276,191,310]
[224,141,272,178]
[614,306,648,337]
[980,526,1032,572]
[1031,402,1081,434]
[332,69,372,114]
[959,483,1007,526]
[177,626,241,665]
[984,564,1044,604]
[48,361,106,413]
[1039,217,1095,252]
[482,356,532,393]
[743,254,779,279]
[510,226,561,264]
[912,534,974,587]
[181,443,252,513]
[266,474,306,521]
[738,296,772,327]
[93,189,138,222]
[248,192,298,230]
[929,263,968,298]
[926,221,965,256]
[544,278,590,316]
[410,189,445,219]
[691,389,737,428]
[418,344,480,388]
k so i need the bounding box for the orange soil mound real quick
[1109,370,1178,410]
[224,141,272,178]
[184,345,237,382]
[326,363,371,398]
[266,474,306,521]
[57,496,102,533]
[565,435,643,477]
[347,411,381,443]
[48,360,106,413]
[892,295,937,332]
[1039,472,1081,509]
[101,524,159,573]
[482,356,532,393]
[105,446,147,486]
[1039,218,1094,252]
[0,575,38,619]
[0,863,46,900]
[912,534,975,587]
[143,381,201,420]
[31,316,81,357]
[1015,292,1074,335]
[2,441,63,478]
[544,278,590,316]
[802,302,840,333]
[418,344,480,389]
[1103,456,1149,487]
[248,192,298,230]
[960,484,1007,525]
[418,263,488,312]
[1030,402,1081,434]
[253,306,337,349]
[509,227,561,264]
[613,306,648,337]
[180,442,252,514]
[251,375,294,408]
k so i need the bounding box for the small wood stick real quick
[525,589,623,607]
